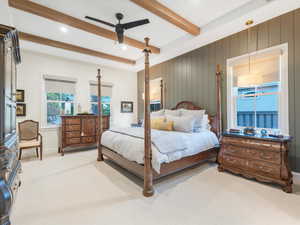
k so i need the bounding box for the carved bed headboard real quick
[171,101,220,136]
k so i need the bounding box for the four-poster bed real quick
[96,38,222,197]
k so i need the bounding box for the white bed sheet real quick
[101,128,219,173]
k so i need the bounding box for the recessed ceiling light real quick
[60,27,68,33]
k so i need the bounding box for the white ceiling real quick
[8,0,300,71]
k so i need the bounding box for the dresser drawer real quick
[65,125,81,131]
[248,160,281,178]
[65,118,80,125]
[66,138,81,145]
[65,131,81,138]
[222,137,281,152]
[223,144,281,165]
[81,136,96,144]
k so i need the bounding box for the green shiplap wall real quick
[137,9,300,172]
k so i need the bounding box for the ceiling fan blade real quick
[117,31,124,43]
[85,16,115,28]
[122,19,150,30]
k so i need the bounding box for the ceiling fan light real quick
[120,43,127,51]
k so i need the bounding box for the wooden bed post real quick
[160,79,164,109]
[216,65,222,139]
[143,37,154,197]
[97,68,104,161]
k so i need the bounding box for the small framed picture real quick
[121,101,133,113]
[16,89,25,102]
[16,103,26,116]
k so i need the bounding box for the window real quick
[89,81,112,116]
[44,76,76,125]
[227,44,289,134]
[90,96,111,115]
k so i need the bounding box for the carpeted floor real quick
[12,149,300,225]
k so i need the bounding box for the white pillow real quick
[165,109,181,116]
[151,110,165,118]
[180,109,205,128]
[166,115,195,133]
[193,114,211,132]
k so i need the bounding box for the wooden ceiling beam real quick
[19,32,136,65]
[9,0,160,53]
[130,0,200,36]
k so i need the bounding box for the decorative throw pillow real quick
[165,109,181,117]
[180,109,205,129]
[151,117,173,131]
[166,115,195,133]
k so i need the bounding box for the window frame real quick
[41,75,77,129]
[226,43,289,135]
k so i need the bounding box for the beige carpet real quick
[12,150,300,225]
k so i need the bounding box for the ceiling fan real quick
[85,13,150,44]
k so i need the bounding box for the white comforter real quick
[101,127,219,173]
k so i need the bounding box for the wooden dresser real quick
[218,132,293,193]
[59,115,109,156]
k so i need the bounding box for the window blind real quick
[89,81,113,97]
[44,75,77,94]
[232,51,281,87]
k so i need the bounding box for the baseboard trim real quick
[292,171,300,182]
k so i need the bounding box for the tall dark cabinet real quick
[0,24,21,225]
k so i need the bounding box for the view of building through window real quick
[236,82,279,129]
[47,93,74,125]
[90,95,111,115]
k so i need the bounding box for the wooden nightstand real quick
[218,132,293,193]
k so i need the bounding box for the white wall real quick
[17,50,137,155]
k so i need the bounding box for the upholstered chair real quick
[18,120,43,160]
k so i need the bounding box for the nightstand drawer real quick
[223,144,281,165]
[223,137,281,152]
[222,155,246,169]
[248,160,280,178]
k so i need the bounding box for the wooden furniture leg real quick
[40,146,43,161]
[18,149,22,160]
[36,147,39,158]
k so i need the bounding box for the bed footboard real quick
[101,146,218,180]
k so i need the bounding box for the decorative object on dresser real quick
[0,24,22,225]
[218,132,293,193]
[18,120,43,160]
[59,115,110,156]
[121,101,133,113]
